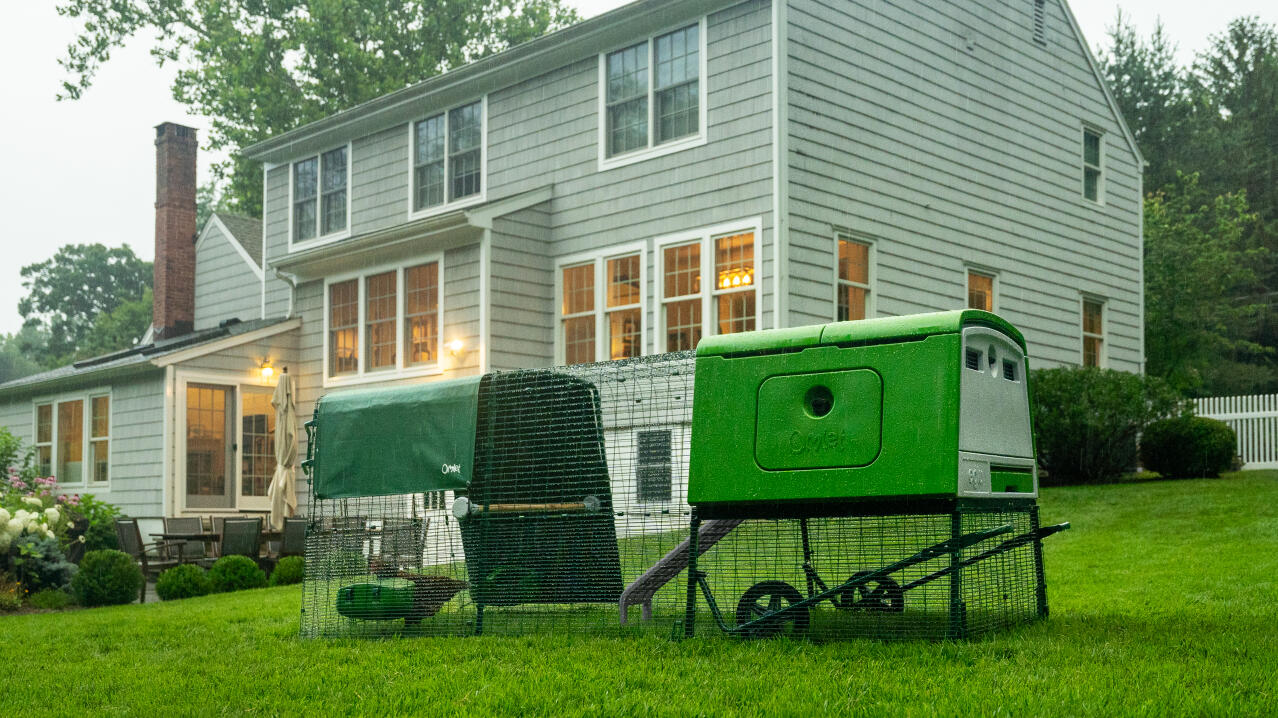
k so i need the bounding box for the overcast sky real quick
[0,0,1273,336]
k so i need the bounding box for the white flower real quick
[0,507,8,524]
[44,507,59,524]
[22,496,43,507]
[42,527,54,539]
[6,518,21,535]
[77,534,86,543]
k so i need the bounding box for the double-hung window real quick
[411,99,485,215]
[558,247,645,365]
[33,394,110,485]
[1082,298,1105,367]
[836,237,872,321]
[1082,127,1103,203]
[601,20,706,167]
[325,258,443,384]
[293,146,349,243]
[967,270,996,312]
[657,221,759,352]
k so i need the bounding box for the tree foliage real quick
[55,0,581,215]
[1144,173,1269,394]
[18,244,152,367]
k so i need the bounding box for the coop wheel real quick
[734,580,810,638]
[840,570,905,613]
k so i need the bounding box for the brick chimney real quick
[153,122,198,339]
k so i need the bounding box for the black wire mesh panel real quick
[683,504,1043,641]
[301,352,698,638]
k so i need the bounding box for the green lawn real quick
[7,472,1278,716]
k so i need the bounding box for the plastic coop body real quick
[688,309,1037,511]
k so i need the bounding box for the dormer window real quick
[599,19,707,170]
[411,98,485,216]
[292,146,349,243]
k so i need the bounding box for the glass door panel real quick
[186,384,235,509]
[240,390,276,507]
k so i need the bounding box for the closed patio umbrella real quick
[267,371,298,531]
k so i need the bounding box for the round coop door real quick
[754,368,883,470]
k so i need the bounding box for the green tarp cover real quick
[311,377,481,499]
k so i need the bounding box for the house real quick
[0,0,1143,520]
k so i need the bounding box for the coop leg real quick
[799,518,816,599]
[947,510,967,640]
[1030,504,1048,619]
[683,511,700,639]
[474,604,484,636]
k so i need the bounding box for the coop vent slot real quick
[636,429,673,503]
[965,348,981,370]
[1032,0,1047,46]
[1003,360,1018,381]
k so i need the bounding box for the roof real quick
[242,0,723,164]
[695,311,1027,358]
[211,212,263,265]
[0,317,297,396]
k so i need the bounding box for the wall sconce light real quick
[260,361,275,380]
[446,339,464,357]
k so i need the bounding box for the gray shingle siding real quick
[194,222,261,330]
[785,0,1142,371]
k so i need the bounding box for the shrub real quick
[67,495,122,552]
[0,574,22,611]
[8,534,76,592]
[27,588,72,610]
[71,550,142,607]
[207,555,267,592]
[269,556,305,586]
[1031,367,1187,485]
[1141,416,1237,479]
[156,564,212,601]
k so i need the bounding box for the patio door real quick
[238,388,276,511]
[185,383,236,509]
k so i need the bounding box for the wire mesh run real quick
[301,353,1049,641]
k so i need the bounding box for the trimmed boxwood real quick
[269,556,305,587]
[207,555,267,592]
[1141,416,1237,479]
[156,564,213,601]
[71,550,143,607]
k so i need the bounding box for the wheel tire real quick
[735,580,810,638]
[841,570,905,613]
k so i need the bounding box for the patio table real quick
[150,532,219,563]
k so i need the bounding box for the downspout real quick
[771,0,790,329]
[273,267,300,319]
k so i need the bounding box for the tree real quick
[78,288,154,360]
[55,0,581,215]
[1143,173,1270,394]
[1097,11,1196,193]
[18,244,152,367]
[0,332,43,384]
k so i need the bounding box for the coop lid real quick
[311,376,482,499]
[695,310,1026,358]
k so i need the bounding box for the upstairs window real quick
[293,146,349,243]
[33,395,109,485]
[325,258,443,384]
[1082,298,1105,367]
[412,99,484,215]
[557,248,645,365]
[967,270,995,312]
[601,20,706,167]
[1082,128,1103,202]
[836,237,872,321]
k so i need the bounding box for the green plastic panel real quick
[754,369,882,470]
[311,376,481,499]
[991,468,1032,494]
[335,579,415,620]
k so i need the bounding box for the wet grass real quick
[5,471,1276,716]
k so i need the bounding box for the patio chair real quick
[278,517,307,558]
[163,516,209,562]
[201,518,271,572]
[114,518,180,603]
[374,517,427,575]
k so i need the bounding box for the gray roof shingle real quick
[212,212,263,266]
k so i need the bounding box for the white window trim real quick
[654,217,764,354]
[832,232,877,322]
[1081,125,1105,205]
[1080,294,1107,368]
[405,96,490,221]
[965,265,999,313]
[287,142,354,253]
[597,16,709,172]
[322,253,446,388]
[174,370,276,513]
[553,241,648,365]
[31,389,113,488]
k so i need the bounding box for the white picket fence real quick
[1195,394,1278,469]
